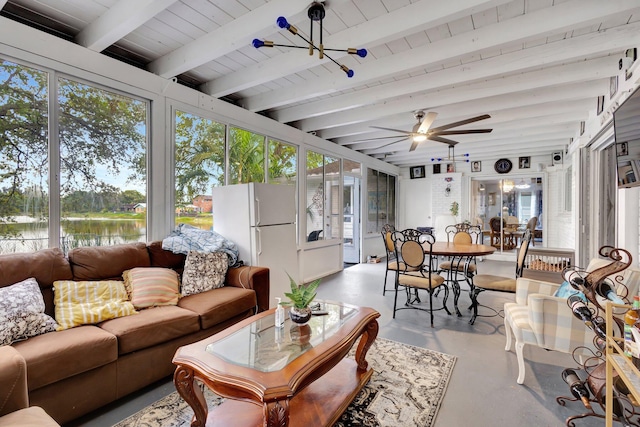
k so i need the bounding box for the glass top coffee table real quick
[173,301,380,427]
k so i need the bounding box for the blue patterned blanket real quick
[162,224,239,266]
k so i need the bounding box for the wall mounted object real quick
[410,165,425,179]
[494,158,513,174]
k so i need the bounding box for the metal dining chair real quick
[391,230,448,327]
[438,225,481,315]
[381,224,398,295]
[468,229,532,325]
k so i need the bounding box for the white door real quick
[343,176,360,264]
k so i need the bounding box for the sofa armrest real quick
[527,294,595,354]
[226,266,270,313]
[0,346,28,417]
[514,277,561,305]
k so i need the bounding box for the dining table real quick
[425,242,497,317]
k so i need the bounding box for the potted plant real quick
[284,274,320,325]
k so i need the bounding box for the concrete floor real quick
[68,259,604,427]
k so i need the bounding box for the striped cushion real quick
[53,280,136,330]
[123,267,180,309]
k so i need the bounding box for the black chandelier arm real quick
[251,7,367,78]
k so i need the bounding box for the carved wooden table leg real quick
[174,365,208,427]
[264,398,290,427]
[355,319,379,372]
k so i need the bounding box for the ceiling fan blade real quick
[428,135,459,146]
[434,129,493,135]
[375,137,409,150]
[429,114,491,132]
[417,112,438,134]
[351,135,411,142]
[370,126,412,134]
[409,139,420,151]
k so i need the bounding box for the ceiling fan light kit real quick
[252,2,367,78]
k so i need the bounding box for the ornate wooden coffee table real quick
[173,301,379,427]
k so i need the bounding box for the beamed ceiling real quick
[3,0,639,167]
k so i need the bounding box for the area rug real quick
[112,338,456,427]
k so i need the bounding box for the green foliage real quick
[228,127,265,184]
[450,201,459,217]
[284,274,320,309]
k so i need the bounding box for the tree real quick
[120,189,145,205]
[174,111,225,205]
[0,59,147,225]
[228,127,265,185]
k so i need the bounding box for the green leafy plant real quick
[450,201,459,217]
[284,274,320,309]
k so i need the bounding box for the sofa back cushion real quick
[68,242,150,280]
[0,248,72,316]
[147,240,186,274]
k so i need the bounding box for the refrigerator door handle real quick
[255,197,261,226]
[256,228,262,256]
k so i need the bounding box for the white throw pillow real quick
[0,278,58,345]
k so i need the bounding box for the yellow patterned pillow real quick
[53,280,137,330]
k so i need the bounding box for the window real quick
[268,139,297,185]
[228,127,264,184]
[0,58,150,254]
[0,59,49,253]
[366,168,396,233]
[58,78,147,251]
[174,110,224,229]
[306,151,325,241]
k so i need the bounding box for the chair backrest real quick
[444,225,459,243]
[507,215,519,226]
[489,217,505,232]
[392,230,435,271]
[307,230,323,242]
[381,223,395,234]
[515,229,533,277]
[467,225,482,244]
[454,222,471,232]
[526,216,538,232]
[381,227,395,257]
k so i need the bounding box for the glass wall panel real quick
[58,78,148,251]
[471,177,543,251]
[228,126,264,184]
[0,59,49,254]
[306,150,325,241]
[267,139,297,185]
[174,110,225,230]
[365,168,396,234]
[325,156,341,240]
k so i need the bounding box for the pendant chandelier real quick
[252,2,367,77]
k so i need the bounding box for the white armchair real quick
[504,258,640,385]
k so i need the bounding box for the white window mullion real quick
[48,72,60,249]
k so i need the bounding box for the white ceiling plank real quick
[147,0,322,78]
[202,0,515,97]
[272,22,640,123]
[297,59,615,132]
[75,0,180,52]
[316,84,604,139]
[242,0,640,112]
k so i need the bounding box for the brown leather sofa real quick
[0,241,269,424]
[0,346,60,427]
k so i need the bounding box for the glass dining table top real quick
[205,302,358,373]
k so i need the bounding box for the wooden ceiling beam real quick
[76,0,179,52]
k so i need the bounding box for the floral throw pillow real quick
[0,278,58,346]
[181,251,228,297]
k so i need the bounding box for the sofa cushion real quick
[0,248,72,317]
[147,241,185,273]
[123,267,180,309]
[0,406,60,427]
[12,325,117,391]
[98,306,200,355]
[0,278,58,345]
[181,251,228,296]
[68,242,150,281]
[53,280,137,330]
[178,286,257,330]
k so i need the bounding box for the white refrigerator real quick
[211,183,299,308]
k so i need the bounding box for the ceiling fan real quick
[364,111,493,151]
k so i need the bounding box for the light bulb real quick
[412,134,427,142]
